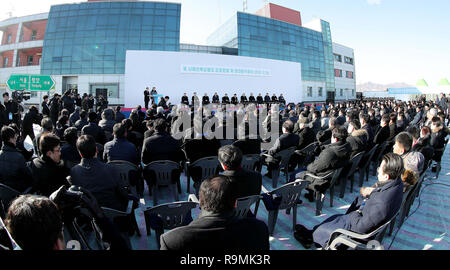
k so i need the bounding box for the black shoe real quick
[294,231,313,249]
[304,192,314,203]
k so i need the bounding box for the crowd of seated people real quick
[0,91,448,250]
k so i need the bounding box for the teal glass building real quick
[207,12,335,95]
[41,1,181,75]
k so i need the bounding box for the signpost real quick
[7,74,55,91]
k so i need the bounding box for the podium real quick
[152,94,164,105]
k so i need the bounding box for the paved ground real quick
[26,125,450,250]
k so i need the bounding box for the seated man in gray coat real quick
[160,175,269,250]
[294,153,404,249]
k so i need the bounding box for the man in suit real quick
[75,110,89,131]
[294,153,404,249]
[158,96,170,110]
[240,94,248,104]
[42,95,50,117]
[144,87,150,109]
[103,123,140,165]
[336,108,346,126]
[264,93,271,103]
[30,134,70,196]
[191,92,200,106]
[231,94,238,105]
[271,94,278,103]
[81,112,107,145]
[150,87,158,105]
[309,110,322,136]
[360,114,374,148]
[248,93,256,103]
[160,175,269,250]
[373,114,390,145]
[256,94,264,104]
[222,94,230,104]
[202,93,210,105]
[219,145,262,199]
[181,93,189,106]
[346,121,368,159]
[262,120,299,178]
[212,93,220,104]
[295,126,351,202]
[316,117,337,144]
[70,135,129,212]
[141,118,184,165]
[278,94,286,105]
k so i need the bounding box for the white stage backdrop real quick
[124,50,302,108]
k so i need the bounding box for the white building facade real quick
[333,42,356,101]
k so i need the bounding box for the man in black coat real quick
[257,94,264,104]
[69,107,80,126]
[141,118,184,165]
[231,94,238,105]
[295,153,404,249]
[271,94,278,103]
[202,94,210,105]
[3,93,19,125]
[30,134,70,196]
[262,120,299,178]
[219,145,262,199]
[240,94,248,104]
[248,93,256,103]
[316,117,336,144]
[212,93,220,104]
[360,114,374,148]
[81,112,107,145]
[62,91,75,114]
[70,135,129,212]
[0,127,33,192]
[160,175,269,250]
[181,93,190,105]
[74,110,89,131]
[61,127,81,165]
[115,106,125,124]
[41,95,50,117]
[144,87,150,109]
[374,114,390,145]
[278,94,286,105]
[22,106,42,143]
[103,123,140,165]
[222,94,230,104]
[264,93,271,103]
[295,126,351,201]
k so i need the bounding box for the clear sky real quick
[1,0,449,86]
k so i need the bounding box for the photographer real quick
[3,186,129,250]
[22,105,42,143]
[3,93,19,125]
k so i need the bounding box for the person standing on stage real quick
[203,93,210,105]
[212,93,220,104]
[150,87,158,105]
[144,87,150,109]
[181,93,189,105]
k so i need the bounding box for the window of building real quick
[31,30,37,41]
[7,34,12,44]
[307,87,313,97]
[346,71,354,79]
[318,87,323,97]
[352,89,355,96]
[334,69,342,77]
[340,89,343,96]
[27,56,34,66]
[2,57,8,67]
[344,56,354,65]
[334,53,342,62]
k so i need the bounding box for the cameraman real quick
[3,93,19,125]
[22,105,42,143]
[3,186,130,250]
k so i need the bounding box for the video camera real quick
[11,90,31,103]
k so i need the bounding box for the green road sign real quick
[6,74,55,91]
[29,75,55,91]
[7,74,29,90]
